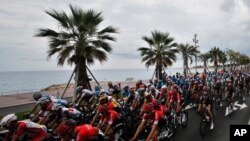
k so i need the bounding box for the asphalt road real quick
[175,95,250,141]
[0,96,249,141]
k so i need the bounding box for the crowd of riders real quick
[0,68,250,141]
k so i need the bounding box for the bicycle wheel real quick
[200,119,207,137]
[181,111,188,128]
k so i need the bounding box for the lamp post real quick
[193,33,199,73]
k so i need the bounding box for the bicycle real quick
[199,108,212,137]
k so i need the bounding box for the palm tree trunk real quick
[76,61,91,90]
[183,58,188,77]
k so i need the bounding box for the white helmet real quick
[0,113,17,128]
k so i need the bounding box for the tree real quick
[36,5,117,90]
[137,30,178,80]
[209,47,223,72]
[198,53,210,71]
[219,51,228,71]
[236,54,250,69]
[178,43,199,77]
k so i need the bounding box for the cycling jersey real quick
[99,110,120,125]
[199,97,212,106]
[142,109,164,124]
[75,124,99,141]
[6,120,47,141]
[169,92,182,103]
[81,89,94,98]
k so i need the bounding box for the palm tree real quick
[137,30,178,80]
[178,43,199,77]
[209,47,223,72]
[236,54,250,69]
[36,5,117,90]
[198,53,210,71]
[219,51,228,71]
[226,49,234,70]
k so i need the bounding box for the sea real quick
[0,68,204,95]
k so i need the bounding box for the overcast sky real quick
[0,0,250,71]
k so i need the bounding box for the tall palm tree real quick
[36,5,117,90]
[137,30,178,80]
[209,47,223,72]
[219,51,228,71]
[226,49,234,70]
[178,43,199,77]
[198,53,210,71]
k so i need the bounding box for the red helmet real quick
[173,84,178,89]
[142,103,153,113]
[98,104,108,113]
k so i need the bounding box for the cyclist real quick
[96,104,121,140]
[131,102,165,141]
[28,96,54,124]
[225,82,234,113]
[168,84,182,115]
[33,92,67,106]
[197,91,214,129]
[56,119,104,141]
[75,89,97,111]
[0,113,47,141]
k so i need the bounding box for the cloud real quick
[0,0,250,71]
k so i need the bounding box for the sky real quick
[0,0,250,71]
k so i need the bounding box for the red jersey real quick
[142,109,164,124]
[100,110,120,125]
[6,120,47,141]
[75,124,98,141]
[169,92,181,103]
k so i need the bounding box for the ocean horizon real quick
[0,68,205,95]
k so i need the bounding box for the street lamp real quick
[193,33,199,73]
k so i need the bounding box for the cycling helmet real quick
[98,104,108,114]
[99,89,110,96]
[150,85,155,90]
[142,103,153,113]
[76,86,83,94]
[0,113,17,128]
[51,104,64,112]
[99,95,108,104]
[37,96,51,105]
[33,92,42,101]
[137,88,145,94]
[161,85,167,89]
[173,84,178,89]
